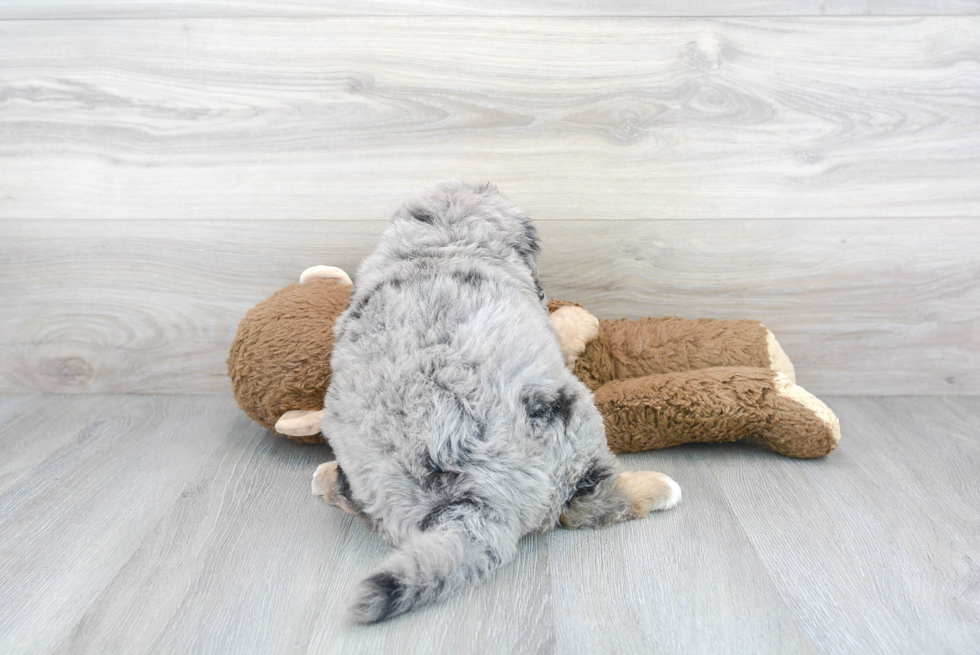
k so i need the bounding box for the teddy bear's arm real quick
[275,409,326,437]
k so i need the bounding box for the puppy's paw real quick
[312,461,339,498]
[550,306,600,367]
[616,471,682,517]
[312,460,361,515]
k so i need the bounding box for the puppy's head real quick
[390,180,544,301]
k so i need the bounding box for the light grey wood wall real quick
[2,219,978,395]
[1,3,978,395]
[2,0,979,18]
[3,17,979,220]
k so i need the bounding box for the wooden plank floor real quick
[0,394,977,654]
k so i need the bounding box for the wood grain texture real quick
[706,396,980,653]
[550,449,817,654]
[0,395,553,655]
[2,218,977,396]
[2,0,979,19]
[0,395,244,653]
[1,394,978,653]
[542,219,980,396]
[2,17,978,220]
[0,394,134,495]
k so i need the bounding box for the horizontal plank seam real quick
[1,14,978,21]
[3,217,979,223]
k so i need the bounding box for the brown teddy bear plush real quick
[228,266,840,457]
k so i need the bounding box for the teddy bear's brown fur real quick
[546,300,840,457]
[227,279,349,444]
[228,268,840,457]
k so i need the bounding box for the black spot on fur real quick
[525,387,575,429]
[484,546,502,568]
[348,278,403,322]
[551,388,574,427]
[336,464,351,498]
[419,495,484,531]
[526,398,550,420]
[522,218,541,255]
[334,464,364,512]
[571,464,612,500]
[473,421,487,442]
[361,572,403,622]
[513,220,544,300]
[347,291,369,319]
[411,211,434,224]
[420,453,462,492]
[450,270,484,287]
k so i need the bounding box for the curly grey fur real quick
[322,181,648,623]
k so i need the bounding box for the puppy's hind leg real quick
[615,471,682,517]
[560,470,681,529]
[312,461,362,516]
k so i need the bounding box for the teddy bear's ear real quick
[299,265,353,286]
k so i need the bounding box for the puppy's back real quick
[323,181,583,623]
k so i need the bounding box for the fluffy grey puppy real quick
[312,181,680,623]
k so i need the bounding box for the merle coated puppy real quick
[312,181,680,623]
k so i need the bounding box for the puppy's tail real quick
[348,522,515,624]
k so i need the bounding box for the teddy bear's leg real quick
[767,373,840,458]
[275,409,325,438]
[549,305,600,368]
[595,367,839,458]
[766,329,796,383]
[299,265,353,286]
[312,460,363,516]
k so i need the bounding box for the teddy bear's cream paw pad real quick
[616,471,682,517]
[550,306,600,368]
[765,328,796,384]
[299,265,353,287]
[275,409,325,437]
[312,461,338,497]
[773,373,841,445]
